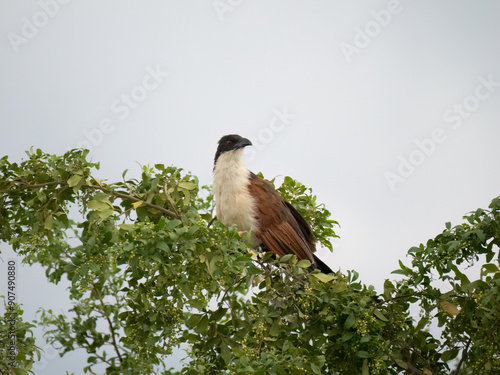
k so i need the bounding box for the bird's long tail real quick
[313,255,334,274]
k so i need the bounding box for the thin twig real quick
[1,179,181,220]
[207,217,216,228]
[2,180,61,189]
[93,285,124,366]
[219,275,247,305]
[91,351,113,366]
[389,355,429,375]
[163,182,179,218]
[454,338,472,375]
[85,184,181,219]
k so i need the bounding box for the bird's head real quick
[214,134,252,165]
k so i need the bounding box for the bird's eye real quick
[226,141,232,146]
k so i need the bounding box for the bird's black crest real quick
[214,134,252,165]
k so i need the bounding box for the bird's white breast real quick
[213,150,260,239]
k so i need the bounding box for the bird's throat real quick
[213,150,259,238]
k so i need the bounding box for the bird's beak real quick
[236,137,252,148]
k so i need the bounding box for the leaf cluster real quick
[0,149,498,375]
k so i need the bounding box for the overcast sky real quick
[1,1,500,373]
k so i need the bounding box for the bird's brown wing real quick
[248,175,316,263]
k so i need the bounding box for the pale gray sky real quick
[1,1,500,373]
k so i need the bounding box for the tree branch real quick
[219,275,246,306]
[93,285,124,366]
[454,338,472,375]
[84,184,181,219]
[389,355,429,375]
[1,179,181,220]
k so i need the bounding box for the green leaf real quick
[44,214,53,230]
[362,359,369,375]
[186,314,202,329]
[98,208,114,219]
[89,262,100,273]
[441,348,459,361]
[183,189,191,205]
[341,332,354,342]
[165,219,181,230]
[232,347,243,358]
[373,309,389,322]
[190,299,205,310]
[357,350,370,358]
[394,358,408,370]
[297,259,311,268]
[360,335,371,344]
[209,255,223,276]
[391,269,408,276]
[136,206,148,221]
[312,273,335,283]
[119,224,134,231]
[383,279,395,299]
[178,181,197,190]
[220,341,231,364]
[156,241,169,252]
[269,318,280,337]
[247,266,262,275]
[408,246,421,254]
[157,216,166,229]
[397,260,410,275]
[194,316,209,334]
[67,175,83,187]
[473,229,485,242]
[331,281,347,292]
[345,313,355,329]
[451,265,470,285]
[88,199,110,211]
[482,263,498,273]
[56,212,70,228]
[63,263,78,272]
[310,363,321,374]
[280,254,293,263]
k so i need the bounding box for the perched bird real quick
[213,134,333,274]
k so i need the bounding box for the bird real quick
[212,134,333,274]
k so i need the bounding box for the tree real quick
[0,148,499,374]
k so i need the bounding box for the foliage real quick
[0,301,39,375]
[0,149,498,374]
[391,199,500,374]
